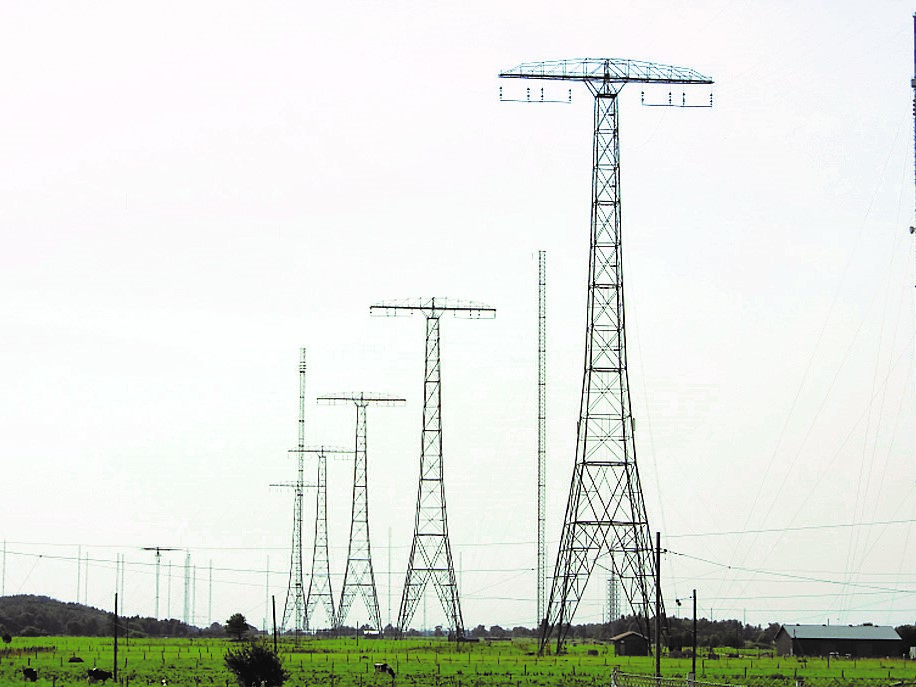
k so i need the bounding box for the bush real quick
[224,642,289,687]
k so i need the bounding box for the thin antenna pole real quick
[911,15,916,398]
[265,556,270,634]
[84,548,89,606]
[2,540,5,597]
[183,551,190,624]
[77,545,81,604]
[192,564,197,627]
[387,527,392,629]
[113,592,118,681]
[537,250,547,630]
[209,560,213,626]
[282,348,308,632]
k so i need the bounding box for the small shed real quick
[611,631,650,657]
[775,624,902,658]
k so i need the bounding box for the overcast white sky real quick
[1,1,914,634]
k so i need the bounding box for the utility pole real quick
[142,547,179,618]
[537,251,547,631]
[499,58,712,655]
[655,531,661,678]
[692,589,697,680]
[317,392,406,632]
[371,297,496,638]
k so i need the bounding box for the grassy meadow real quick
[0,636,913,687]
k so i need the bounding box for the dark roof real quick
[610,631,648,642]
[778,625,901,641]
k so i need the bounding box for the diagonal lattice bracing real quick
[499,58,712,655]
[371,298,495,638]
[317,393,405,632]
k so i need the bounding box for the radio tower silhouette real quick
[499,58,713,654]
[296,445,351,631]
[371,298,495,637]
[317,392,406,632]
[278,348,308,633]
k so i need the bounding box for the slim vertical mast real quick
[281,348,308,632]
[537,251,547,629]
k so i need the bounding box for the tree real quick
[225,613,248,641]
[224,642,289,687]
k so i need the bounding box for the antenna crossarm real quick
[499,58,712,87]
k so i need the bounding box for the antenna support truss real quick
[500,57,712,655]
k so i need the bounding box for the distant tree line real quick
[0,594,215,639]
[2,595,913,650]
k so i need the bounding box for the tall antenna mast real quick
[317,392,406,632]
[371,297,496,638]
[910,16,916,397]
[281,348,309,632]
[537,251,547,630]
[500,58,713,654]
[286,445,352,631]
[141,547,180,618]
[183,550,191,624]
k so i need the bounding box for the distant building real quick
[611,631,650,657]
[775,624,902,657]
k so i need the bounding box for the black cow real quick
[87,667,113,683]
[22,667,38,682]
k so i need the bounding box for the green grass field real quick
[0,637,913,687]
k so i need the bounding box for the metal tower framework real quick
[371,298,496,638]
[537,251,547,629]
[281,348,308,632]
[499,58,713,654]
[142,546,179,619]
[317,392,406,632]
[607,572,620,622]
[293,445,352,631]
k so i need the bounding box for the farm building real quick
[610,631,650,656]
[775,624,902,657]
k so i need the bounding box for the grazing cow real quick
[375,663,396,678]
[87,667,114,683]
[22,667,38,682]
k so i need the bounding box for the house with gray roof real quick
[775,624,902,657]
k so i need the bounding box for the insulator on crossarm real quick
[568,88,572,102]
[540,87,545,102]
[499,86,503,101]
[526,87,531,101]
[668,91,672,105]
[682,92,685,107]
[710,92,714,107]
[641,90,645,104]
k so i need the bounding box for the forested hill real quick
[0,595,203,638]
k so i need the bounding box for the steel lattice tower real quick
[371,298,496,637]
[499,58,713,654]
[280,348,308,632]
[295,445,351,631]
[317,392,406,632]
[537,251,547,629]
